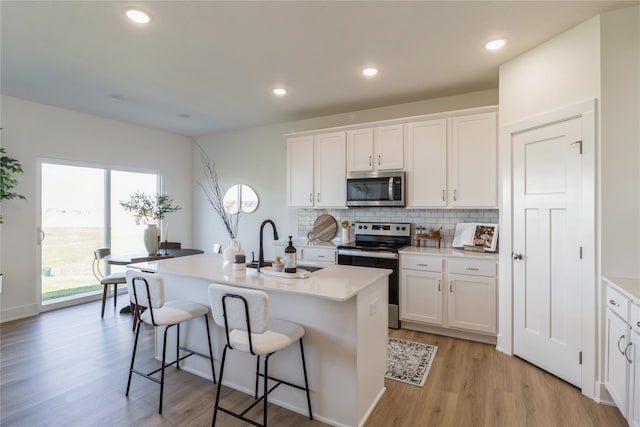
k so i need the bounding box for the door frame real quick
[498,99,597,398]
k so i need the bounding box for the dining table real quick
[104,248,204,265]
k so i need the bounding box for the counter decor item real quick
[195,144,241,239]
[284,236,297,273]
[307,214,338,242]
[341,220,353,243]
[223,238,244,264]
[120,191,181,255]
[272,256,284,272]
[415,226,442,248]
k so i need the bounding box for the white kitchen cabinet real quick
[287,135,314,207]
[287,132,346,208]
[400,255,443,325]
[631,322,640,427]
[400,250,497,340]
[604,281,639,424]
[299,246,336,265]
[405,119,448,207]
[405,111,497,209]
[346,124,403,173]
[447,272,497,334]
[449,112,497,207]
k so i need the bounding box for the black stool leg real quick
[254,355,261,399]
[159,326,170,414]
[204,314,217,383]
[126,321,142,396]
[175,323,181,369]
[263,354,270,427]
[212,345,229,427]
[299,339,313,420]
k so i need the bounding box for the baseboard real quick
[0,303,38,323]
[401,321,498,345]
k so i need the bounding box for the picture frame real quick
[472,223,498,252]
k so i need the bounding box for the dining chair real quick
[126,270,216,414]
[93,248,127,318]
[208,283,312,426]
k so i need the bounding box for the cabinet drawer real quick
[401,255,443,272]
[606,286,630,321]
[447,259,496,277]
[301,247,336,263]
[631,302,640,331]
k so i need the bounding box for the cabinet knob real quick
[465,267,480,271]
[309,193,313,203]
[378,154,381,166]
[453,189,457,201]
[438,280,441,292]
[442,189,445,202]
[317,193,320,203]
[512,253,523,260]
[369,155,372,167]
[609,299,620,307]
[617,334,626,355]
[625,342,633,364]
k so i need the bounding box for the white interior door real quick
[512,116,583,387]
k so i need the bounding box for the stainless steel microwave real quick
[346,171,405,207]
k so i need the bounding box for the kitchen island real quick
[128,253,390,427]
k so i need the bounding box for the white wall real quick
[0,95,195,322]
[193,89,498,261]
[499,15,601,398]
[600,5,640,278]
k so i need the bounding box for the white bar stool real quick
[125,270,216,413]
[208,283,312,427]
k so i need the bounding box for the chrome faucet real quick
[258,219,279,272]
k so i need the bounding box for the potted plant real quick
[0,147,27,224]
[120,191,181,255]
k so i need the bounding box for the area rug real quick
[386,337,437,387]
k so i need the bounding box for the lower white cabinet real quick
[299,246,336,265]
[400,251,497,337]
[604,279,640,427]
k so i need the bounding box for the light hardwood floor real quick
[0,300,627,427]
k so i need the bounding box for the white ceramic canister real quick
[223,238,244,263]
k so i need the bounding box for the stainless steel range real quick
[337,222,411,329]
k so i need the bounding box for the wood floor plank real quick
[0,301,628,427]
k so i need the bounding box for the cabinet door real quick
[346,128,374,172]
[605,310,630,416]
[449,112,497,207]
[315,132,346,208]
[374,124,404,170]
[400,269,443,325]
[287,136,314,207]
[447,273,496,334]
[631,331,639,427]
[405,119,447,207]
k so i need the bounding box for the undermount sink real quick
[298,265,324,272]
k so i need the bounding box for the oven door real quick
[337,252,399,329]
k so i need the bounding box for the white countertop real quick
[399,246,499,260]
[603,276,640,302]
[128,252,390,302]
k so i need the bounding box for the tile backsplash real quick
[297,208,499,248]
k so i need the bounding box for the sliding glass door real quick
[40,161,157,306]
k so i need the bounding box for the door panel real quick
[513,117,582,387]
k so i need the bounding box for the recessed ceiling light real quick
[273,88,287,96]
[125,7,152,24]
[485,39,507,50]
[362,68,379,77]
[178,113,191,119]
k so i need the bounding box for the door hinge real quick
[571,140,583,154]
[579,351,583,365]
[579,246,583,259]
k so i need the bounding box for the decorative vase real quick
[144,224,159,255]
[223,238,243,264]
[342,227,351,244]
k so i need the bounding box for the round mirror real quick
[223,184,258,214]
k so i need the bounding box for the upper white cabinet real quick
[449,112,497,207]
[405,119,448,207]
[405,112,497,208]
[347,124,403,172]
[287,132,346,208]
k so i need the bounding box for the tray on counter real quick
[260,267,310,279]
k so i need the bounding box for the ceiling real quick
[1,1,636,137]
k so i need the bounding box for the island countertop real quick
[127,251,389,427]
[129,252,391,302]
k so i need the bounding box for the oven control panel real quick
[354,222,411,236]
